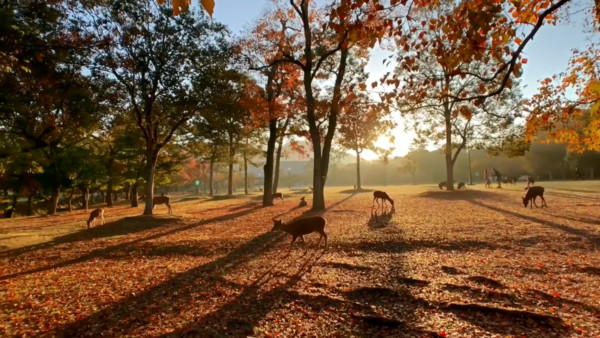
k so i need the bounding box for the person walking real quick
[484,169,490,188]
[493,168,501,188]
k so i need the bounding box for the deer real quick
[298,196,307,207]
[438,181,447,190]
[372,190,394,208]
[272,192,284,203]
[87,208,105,229]
[151,194,173,214]
[271,216,328,252]
[522,186,547,209]
[457,182,466,189]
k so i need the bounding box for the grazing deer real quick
[271,216,328,252]
[522,186,547,209]
[272,192,284,202]
[152,195,173,214]
[372,190,394,208]
[299,196,307,207]
[438,181,447,190]
[87,208,105,229]
[457,182,466,189]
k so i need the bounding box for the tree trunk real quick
[83,186,90,211]
[444,108,455,191]
[355,149,362,190]
[124,182,130,201]
[273,135,283,193]
[8,193,18,218]
[143,151,159,215]
[106,179,113,207]
[47,185,60,215]
[209,157,214,196]
[131,182,139,207]
[26,195,32,216]
[67,189,75,212]
[244,156,248,195]
[228,161,234,196]
[263,118,277,206]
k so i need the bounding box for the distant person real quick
[493,168,501,188]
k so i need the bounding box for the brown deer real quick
[152,195,173,214]
[87,208,105,229]
[522,186,547,209]
[298,196,307,207]
[438,181,447,190]
[272,192,284,203]
[372,190,394,208]
[457,182,466,189]
[271,216,328,252]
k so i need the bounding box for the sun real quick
[357,126,415,161]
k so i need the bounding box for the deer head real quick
[271,218,283,231]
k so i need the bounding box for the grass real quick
[0,182,599,337]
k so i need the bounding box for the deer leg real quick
[533,196,539,208]
[101,215,105,225]
[541,196,547,208]
[300,235,308,252]
[289,235,298,252]
[167,202,172,214]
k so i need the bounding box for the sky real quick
[211,0,593,159]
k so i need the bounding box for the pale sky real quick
[212,0,593,159]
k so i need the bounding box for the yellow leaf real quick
[201,0,215,17]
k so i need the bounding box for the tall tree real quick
[84,1,228,215]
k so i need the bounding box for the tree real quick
[390,0,523,190]
[338,91,393,190]
[270,0,388,210]
[84,2,228,215]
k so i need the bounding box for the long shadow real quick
[338,238,507,254]
[0,216,175,258]
[468,200,600,246]
[50,231,296,336]
[543,212,600,226]
[419,189,503,201]
[0,204,263,281]
[339,188,373,194]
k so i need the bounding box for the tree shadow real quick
[51,229,287,336]
[339,188,373,194]
[0,204,263,280]
[468,200,600,246]
[419,189,502,201]
[338,238,507,255]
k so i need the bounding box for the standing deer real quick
[372,190,394,208]
[271,216,328,252]
[272,192,284,203]
[522,186,547,209]
[87,208,105,229]
[152,195,173,214]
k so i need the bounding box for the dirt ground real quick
[0,183,599,337]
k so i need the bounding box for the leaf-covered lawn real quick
[1,184,599,337]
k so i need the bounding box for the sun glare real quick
[358,126,415,161]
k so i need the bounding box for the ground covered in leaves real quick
[0,183,599,337]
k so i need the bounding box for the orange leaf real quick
[201,0,215,17]
[521,58,528,64]
[371,81,378,89]
[515,37,522,45]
